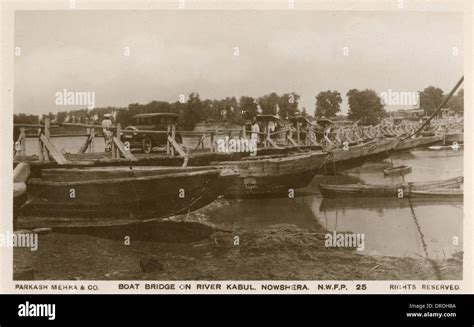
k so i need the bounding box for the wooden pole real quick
[210,132,214,153]
[37,127,44,162]
[166,124,171,155]
[89,127,95,153]
[116,123,122,158]
[110,127,116,159]
[213,125,219,152]
[78,128,94,154]
[171,124,176,156]
[85,128,90,153]
[20,128,26,155]
[265,123,270,148]
[296,123,301,145]
[43,118,50,161]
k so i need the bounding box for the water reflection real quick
[208,150,463,260]
[207,196,321,230]
[315,196,462,259]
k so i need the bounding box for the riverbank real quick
[14,220,462,281]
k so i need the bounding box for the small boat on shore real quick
[428,144,463,151]
[318,176,463,199]
[383,165,412,176]
[17,166,239,229]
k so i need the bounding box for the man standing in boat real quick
[251,117,260,145]
[102,113,113,152]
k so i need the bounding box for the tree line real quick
[315,86,464,125]
[14,86,463,129]
[13,92,304,130]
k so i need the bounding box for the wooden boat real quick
[17,166,239,229]
[115,150,327,196]
[428,144,463,151]
[14,182,27,198]
[317,137,400,174]
[383,165,412,176]
[420,131,436,137]
[410,188,463,199]
[318,176,463,199]
[443,132,463,144]
[13,163,30,228]
[394,135,443,151]
[319,196,463,213]
[215,151,327,196]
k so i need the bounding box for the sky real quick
[14,10,463,116]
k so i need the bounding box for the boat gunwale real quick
[319,176,463,191]
[215,151,325,165]
[27,169,221,186]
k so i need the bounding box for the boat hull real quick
[319,176,463,199]
[218,152,327,196]
[394,135,443,151]
[443,132,463,144]
[410,189,463,199]
[317,138,399,174]
[17,167,230,228]
[319,196,463,213]
[383,165,412,176]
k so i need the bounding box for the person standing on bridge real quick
[251,117,260,145]
[101,113,113,152]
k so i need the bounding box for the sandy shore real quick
[14,220,462,281]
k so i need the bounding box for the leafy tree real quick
[347,89,386,125]
[213,97,239,123]
[116,104,141,126]
[420,86,444,116]
[200,99,215,123]
[447,88,463,114]
[182,92,202,130]
[240,96,258,121]
[13,113,39,124]
[56,111,68,123]
[315,90,342,118]
[277,92,300,119]
[257,92,280,115]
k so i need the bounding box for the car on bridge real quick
[122,113,182,153]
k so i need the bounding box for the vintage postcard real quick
[0,0,472,295]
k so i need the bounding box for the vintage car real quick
[122,113,182,153]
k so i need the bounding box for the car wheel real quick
[142,136,153,154]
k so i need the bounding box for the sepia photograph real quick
[7,4,467,287]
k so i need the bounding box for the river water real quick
[204,149,464,260]
[23,137,463,260]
